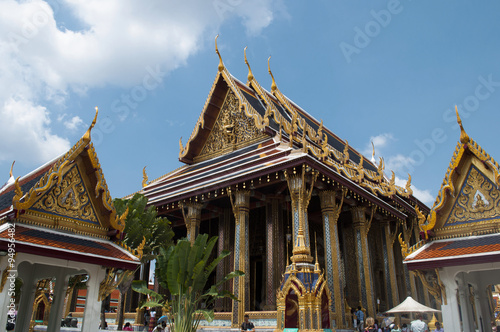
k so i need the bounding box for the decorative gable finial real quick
[371,141,376,164]
[267,56,277,92]
[455,105,469,144]
[215,35,224,72]
[9,161,15,178]
[244,46,254,84]
[83,107,98,143]
[142,166,148,188]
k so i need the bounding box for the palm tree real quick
[113,193,174,330]
[133,234,243,332]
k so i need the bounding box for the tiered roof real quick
[142,40,425,220]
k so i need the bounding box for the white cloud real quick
[63,115,83,130]
[362,133,394,158]
[0,0,282,167]
[395,176,434,206]
[386,154,415,175]
[0,98,70,164]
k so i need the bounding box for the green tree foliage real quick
[112,193,174,330]
[133,234,244,332]
[114,193,174,262]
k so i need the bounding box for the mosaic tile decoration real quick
[323,214,336,312]
[381,233,393,307]
[356,229,368,309]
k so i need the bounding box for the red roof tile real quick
[0,224,139,269]
[405,234,500,270]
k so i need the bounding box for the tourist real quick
[241,314,255,332]
[410,313,428,332]
[433,321,443,332]
[356,306,365,331]
[364,317,376,332]
[153,321,167,332]
[401,323,409,332]
[123,322,134,331]
[389,323,401,332]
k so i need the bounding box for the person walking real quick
[356,306,365,332]
[410,313,428,332]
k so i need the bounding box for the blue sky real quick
[1,0,500,206]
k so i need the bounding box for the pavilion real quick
[0,110,141,332]
[403,109,500,332]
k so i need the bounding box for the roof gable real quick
[2,109,126,239]
[417,109,500,240]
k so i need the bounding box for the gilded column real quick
[180,202,203,244]
[264,198,279,310]
[381,220,399,309]
[215,209,230,312]
[351,205,376,317]
[285,166,318,264]
[319,190,345,328]
[230,189,250,327]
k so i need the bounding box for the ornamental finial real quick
[142,166,148,188]
[9,161,15,178]
[267,56,277,92]
[215,35,224,72]
[83,107,98,143]
[455,105,469,144]
[371,141,376,163]
[244,46,254,84]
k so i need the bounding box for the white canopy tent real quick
[386,296,441,314]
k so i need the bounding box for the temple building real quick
[139,41,433,330]
[402,110,500,332]
[0,110,141,332]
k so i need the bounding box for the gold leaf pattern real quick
[32,165,98,224]
[196,89,266,162]
[446,165,500,225]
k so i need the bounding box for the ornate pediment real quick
[444,164,500,227]
[30,164,100,226]
[194,89,267,163]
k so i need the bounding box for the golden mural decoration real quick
[32,165,98,224]
[196,89,267,162]
[413,269,447,305]
[445,165,500,226]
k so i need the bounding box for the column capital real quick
[319,190,344,213]
[351,205,375,232]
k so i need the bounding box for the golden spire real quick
[215,35,224,72]
[455,105,469,144]
[9,161,15,178]
[371,141,376,163]
[83,107,98,143]
[267,56,277,92]
[142,166,148,188]
[244,46,254,83]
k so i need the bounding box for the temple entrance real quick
[285,291,299,328]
